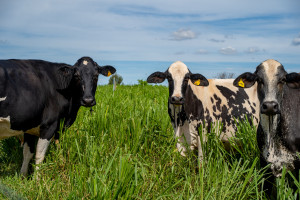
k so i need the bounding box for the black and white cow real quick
[234,59,300,179]
[147,61,259,159]
[0,57,116,175]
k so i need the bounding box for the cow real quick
[0,57,116,176]
[233,59,300,194]
[147,61,259,159]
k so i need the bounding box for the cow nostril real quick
[262,104,268,110]
[261,101,279,115]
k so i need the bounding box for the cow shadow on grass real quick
[0,137,23,177]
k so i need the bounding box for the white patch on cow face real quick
[260,60,281,103]
[168,61,189,97]
[83,60,88,65]
[0,96,6,101]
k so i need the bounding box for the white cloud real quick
[170,29,198,41]
[219,46,237,55]
[292,34,300,46]
[0,0,299,65]
[245,47,260,53]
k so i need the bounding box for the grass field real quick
[0,85,299,199]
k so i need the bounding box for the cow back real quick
[185,79,259,140]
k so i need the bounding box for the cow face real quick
[234,59,300,116]
[73,57,116,107]
[147,61,209,105]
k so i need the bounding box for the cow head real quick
[72,57,116,107]
[147,61,209,105]
[233,59,300,116]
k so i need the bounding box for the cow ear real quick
[285,72,300,89]
[147,72,166,83]
[98,65,116,77]
[190,73,209,86]
[57,65,74,89]
[233,72,257,88]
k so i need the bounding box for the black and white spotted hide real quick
[234,59,300,178]
[148,61,259,159]
[147,61,209,156]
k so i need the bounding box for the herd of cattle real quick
[0,57,299,195]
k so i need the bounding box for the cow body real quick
[147,61,259,158]
[0,57,116,175]
[234,59,300,196]
[170,79,259,158]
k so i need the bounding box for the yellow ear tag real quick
[238,79,245,88]
[107,71,112,77]
[194,79,201,86]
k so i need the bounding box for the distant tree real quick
[108,74,123,85]
[137,79,148,86]
[215,72,235,79]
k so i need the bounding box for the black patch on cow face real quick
[73,57,101,107]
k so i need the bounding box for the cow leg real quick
[35,122,57,171]
[35,138,51,166]
[190,124,205,160]
[20,133,37,176]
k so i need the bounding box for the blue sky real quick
[0,0,299,84]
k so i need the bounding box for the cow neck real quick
[59,79,82,110]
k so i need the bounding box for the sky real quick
[0,0,299,84]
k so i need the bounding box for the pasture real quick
[0,85,299,199]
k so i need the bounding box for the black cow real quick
[0,57,116,175]
[233,59,300,194]
[147,61,259,159]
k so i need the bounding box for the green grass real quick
[0,85,299,199]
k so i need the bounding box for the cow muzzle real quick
[81,97,96,107]
[170,96,184,105]
[261,101,280,115]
